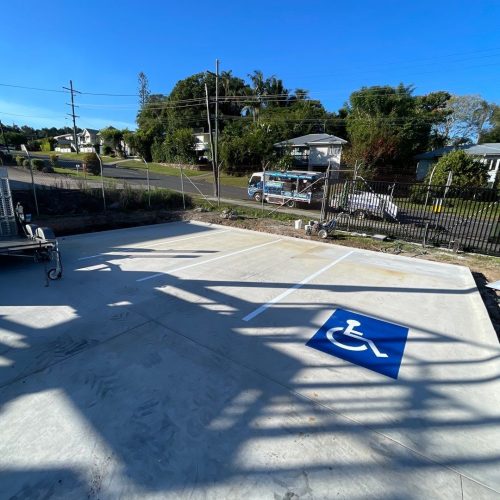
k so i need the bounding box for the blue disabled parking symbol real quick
[307,309,409,379]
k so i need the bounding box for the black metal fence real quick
[321,177,500,256]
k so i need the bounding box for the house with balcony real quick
[274,134,347,174]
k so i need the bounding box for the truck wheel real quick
[253,192,263,202]
[286,200,296,208]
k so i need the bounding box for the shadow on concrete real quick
[0,222,499,498]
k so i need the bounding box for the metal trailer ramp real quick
[0,167,17,237]
[0,167,63,280]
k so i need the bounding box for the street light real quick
[423,163,438,211]
[95,151,106,212]
[21,144,39,216]
[134,156,150,208]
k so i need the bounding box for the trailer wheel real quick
[253,192,263,202]
[318,229,328,239]
[48,268,62,280]
[286,199,296,208]
[353,209,368,220]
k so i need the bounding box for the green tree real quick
[99,127,125,157]
[219,123,276,174]
[138,71,150,109]
[426,150,489,187]
[152,128,197,163]
[136,94,170,160]
[345,85,450,178]
[4,130,27,147]
[244,70,288,121]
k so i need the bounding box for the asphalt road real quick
[9,157,499,253]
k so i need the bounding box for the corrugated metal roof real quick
[415,143,500,160]
[466,143,500,155]
[274,134,347,147]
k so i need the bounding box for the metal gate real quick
[321,174,500,256]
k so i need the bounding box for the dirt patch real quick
[39,208,500,339]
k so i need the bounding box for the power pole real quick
[63,80,81,153]
[204,83,217,198]
[215,59,220,206]
[0,120,9,153]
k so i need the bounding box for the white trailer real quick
[332,190,398,220]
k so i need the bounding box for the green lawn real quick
[37,152,115,162]
[114,160,206,177]
[53,166,117,185]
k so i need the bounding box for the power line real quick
[0,110,57,119]
[80,91,139,97]
[0,83,68,93]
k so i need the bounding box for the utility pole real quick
[0,120,9,153]
[204,83,217,198]
[63,80,81,153]
[215,59,220,206]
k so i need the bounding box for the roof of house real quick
[80,128,99,135]
[274,134,348,148]
[466,143,500,155]
[415,143,500,160]
[53,134,74,144]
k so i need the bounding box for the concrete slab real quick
[0,221,499,499]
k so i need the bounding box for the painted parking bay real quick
[0,221,499,498]
[307,308,410,379]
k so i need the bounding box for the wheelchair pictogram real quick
[326,319,389,358]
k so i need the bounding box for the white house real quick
[54,128,99,153]
[79,128,99,152]
[193,129,210,160]
[53,133,74,152]
[415,143,500,186]
[274,134,348,174]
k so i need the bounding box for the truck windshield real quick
[249,175,261,187]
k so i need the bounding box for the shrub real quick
[40,138,55,152]
[49,154,59,167]
[82,152,101,176]
[145,188,191,210]
[16,155,25,166]
[32,159,45,171]
[426,150,489,188]
[408,184,428,204]
[26,140,41,151]
[0,151,13,165]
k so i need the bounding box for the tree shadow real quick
[0,222,499,498]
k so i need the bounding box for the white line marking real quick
[137,239,283,282]
[242,250,355,322]
[77,229,230,261]
[78,254,103,261]
[75,264,110,272]
[144,230,230,248]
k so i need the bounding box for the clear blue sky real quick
[1,0,499,130]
